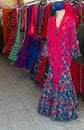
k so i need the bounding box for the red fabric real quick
[71,60,80,95]
[82,65,84,96]
[72,4,84,23]
[27,6,37,36]
[75,15,80,27]
[36,57,47,82]
[47,3,80,91]
[82,12,84,22]
[39,80,45,88]
[41,4,52,39]
[63,3,79,27]
[3,9,18,57]
[34,7,42,39]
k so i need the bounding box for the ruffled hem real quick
[38,108,78,121]
[38,73,79,121]
[16,57,29,69]
[8,43,21,61]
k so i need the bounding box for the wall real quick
[0,0,18,8]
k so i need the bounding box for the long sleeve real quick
[70,18,81,59]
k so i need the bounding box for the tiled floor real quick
[0,54,84,130]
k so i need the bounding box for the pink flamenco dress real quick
[38,3,81,121]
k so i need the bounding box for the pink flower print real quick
[60,102,63,105]
[60,86,65,92]
[68,111,72,117]
[58,108,62,113]
[67,106,72,110]
[52,110,57,115]
[53,101,58,105]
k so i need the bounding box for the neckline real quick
[55,9,66,28]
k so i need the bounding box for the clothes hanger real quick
[38,0,47,7]
[16,0,41,8]
[46,0,65,4]
[64,0,79,5]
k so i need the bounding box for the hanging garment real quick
[27,6,37,36]
[41,4,52,39]
[77,23,84,59]
[37,6,46,39]
[71,6,80,27]
[3,8,18,57]
[36,58,49,88]
[16,6,34,69]
[2,9,13,46]
[34,6,42,39]
[20,6,28,47]
[72,3,84,23]
[36,57,48,83]
[27,39,42,70]
[72,4,84,96]
[30,48,43,80]
[34,6,45,39]
[71,60,80,95]
[30,40,48,80]
[82,65,84,96]
[34,43,49,85]
[8,9,24,61]
[38,3,81,121]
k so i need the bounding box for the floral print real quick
[38,67,78,121]
[38,4,81,121]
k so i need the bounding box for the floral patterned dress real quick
[38,4,81,121]
[3,8,18,57]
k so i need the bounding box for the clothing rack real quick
[46,0,64,4]
[46,0,83,5]
[23,0,41,6]
[16,0,47,7]
[15,0,41,8]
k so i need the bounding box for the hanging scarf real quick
[47,3,77,91]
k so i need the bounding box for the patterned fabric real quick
[8,9,24,61]
[3,9,18,57]
[47,13,80,91]
[38,67,78,121]
[27,40,42,70]
[38,4,81,121]
[30,41,48,81]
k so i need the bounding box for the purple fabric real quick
[16,36,33,69]
[16,6,33,69]
[72,4,84,16]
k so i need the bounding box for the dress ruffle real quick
[38,68,78,121]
